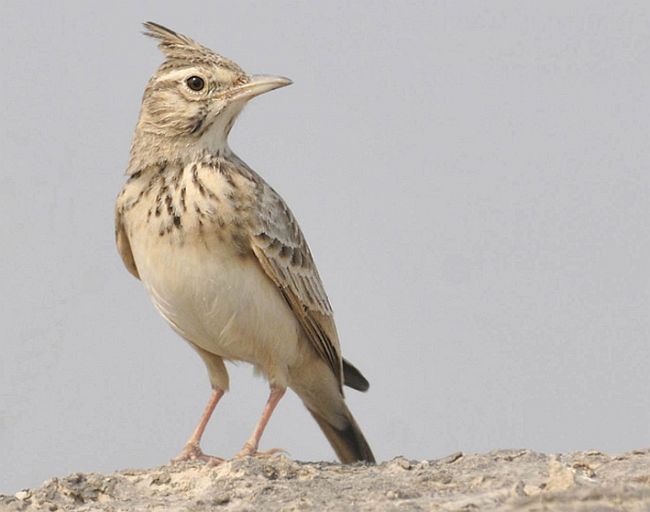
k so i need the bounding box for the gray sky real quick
[2,0,649,494]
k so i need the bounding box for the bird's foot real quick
[235,442,287,459]
[171,442,224,466]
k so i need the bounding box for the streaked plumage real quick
[115,22,374,464]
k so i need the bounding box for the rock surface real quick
[2,449,650,511]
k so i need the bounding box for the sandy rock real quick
[1,449,649,511]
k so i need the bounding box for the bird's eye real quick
[186,76,205,91]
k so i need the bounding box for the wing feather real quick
[250,183,343,387]
[115,206,140,279]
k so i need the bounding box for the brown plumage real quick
[115,22,374,465]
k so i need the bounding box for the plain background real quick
[1,1,649,494]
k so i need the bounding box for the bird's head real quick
[128,22,291,172]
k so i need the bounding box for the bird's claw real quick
[235,443,287,459]
[171,442,224,465]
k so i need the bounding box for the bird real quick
[115,22,375,465]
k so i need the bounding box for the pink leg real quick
[172,388,224,464]
[237,387,286,457]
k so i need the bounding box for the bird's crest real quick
[142,22,241,72]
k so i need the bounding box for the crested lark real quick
[115,22,375,464]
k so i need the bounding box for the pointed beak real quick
[229,75,293,102]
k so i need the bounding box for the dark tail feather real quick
[307,405,375,464]
[342,358,370,392]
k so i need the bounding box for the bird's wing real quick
[250,182,343,388]
[115,206,140,279]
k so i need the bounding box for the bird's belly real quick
[130,232,301,369]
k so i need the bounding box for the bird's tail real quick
[306,403,375,464]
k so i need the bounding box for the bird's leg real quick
[172,388,225,464]
[236,386,286,457]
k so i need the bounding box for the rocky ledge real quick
[2,449,650,511]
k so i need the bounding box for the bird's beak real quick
[229,75,293,102]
